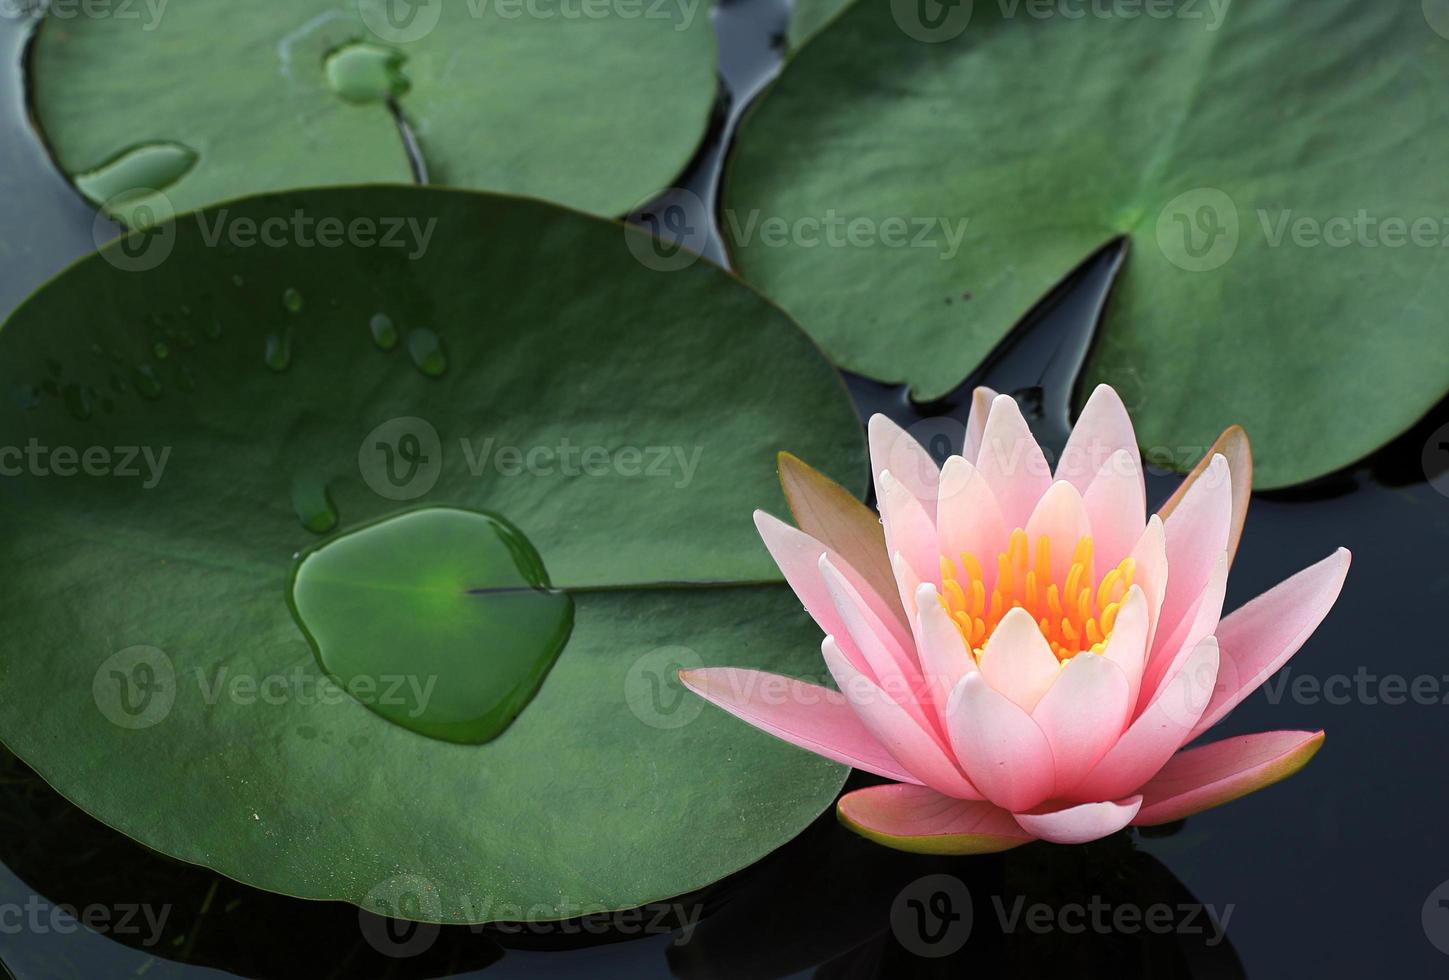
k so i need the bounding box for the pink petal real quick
[1128,516,1169,644]
[962,386,999,464]
[754,511,901,679]
[976,606,1063,713]
[1014,796,1143,845]
[1057,384,1141,495]
[914,583,978,711]
[1139,554,1227,716]
[1024,481,1092,582]
[879,470,940,587]
[837,783,1031,855]
[778,450,905,626]
[820,555,920,703]
[1134,730,1325,826]
[944,672,1056,812]
[1189,549,1351,740]
[1066,637,1219,803]
[679,667,921,784]
[1158,425,1253,569]
[869,414,943,515]
[1101,585,1150,710]
[821,637,981,799]
[1157,455,1232,648]
[893,552,923,627]
[936,457,1008,583]
[1030,652,1131,796]
[1081,448,1147,569]
[974,395,1053,530]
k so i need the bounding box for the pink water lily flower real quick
[681,385,1349,851]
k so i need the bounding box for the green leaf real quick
[787,0,852,47]
[33,0,717,219]
[724,0,1449,487]
[0,186,864,922]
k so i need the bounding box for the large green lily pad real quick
[0,186,862,922]
[32,0,717,219]
[725,0,1449,487]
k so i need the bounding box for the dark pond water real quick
[2,1,1447,977]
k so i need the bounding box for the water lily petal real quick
[1024,480,1092,582]
[879,469,941,588]
[937,456,1009,583]
[944,671,1056,812]
[1139,553,1227,716]
[1157,455,1232,651]
[1159,425,1253,568]
[1190,549,1351,740]
[1057,384,1141,494]
[754,511,902,679]
[893,552,923,629]
[977,606,1062,713]
[869,414,942,516]
[821,555,920,700]
[1101,585,1150,709]
[1081,448,1147,569]
[915,583,978,712]
[822,637,981,799]
[837,783,1030,855]
[1066,637,1219,803]
[1013,796,1142,845]
[679,667,921,784]
[974,394,1053,529]
[962,385,999,464]
[1030,652,1131,796]
[778,450,905,627]
[1128,516,1169,640]
[1133,730,1325,825]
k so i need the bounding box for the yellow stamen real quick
[937,527,1136,663]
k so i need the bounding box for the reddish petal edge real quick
[1132,730,1325,826]
[837,783,1033,856]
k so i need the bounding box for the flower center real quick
[938,529,1136,662]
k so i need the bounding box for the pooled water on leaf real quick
[324,42,410,105]
[264,331,292,372]
[72,141,198,203]
[406,327,447,377]
[288,507,574,744]
[290,477,338,535]
[369,312,399,350]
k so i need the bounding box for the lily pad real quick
[725,0,1449,487]
[0,186,863,922]
[32,0,717,219]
